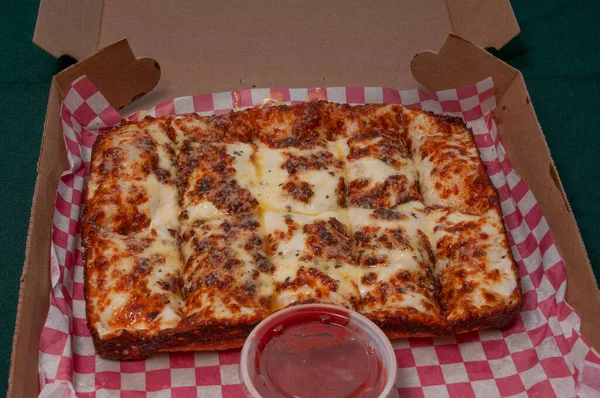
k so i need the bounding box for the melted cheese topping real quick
[403,110,496,216]
[263,211,360,310]
[255,144,343,214]
[341,132,421,209]
[227,142,262,200]
[348,202,440,318]
[178,141,260,220]
[348,157,398,184]
[85,227,185,338]
[349,203,426,271]
[263,211,350,257]
[87,118,178,201]
[86,118,179,236]
[425,207,519,322]
[147,175,179,230]
[327,138,349,160]
[180,215,273,322]
[86,175,179,235]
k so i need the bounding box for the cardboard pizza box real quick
[9,0,599,396]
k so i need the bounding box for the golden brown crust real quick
[83,102,522,360]
[90,322,256,360]
[160,338,246,352]
[385,331,439,339]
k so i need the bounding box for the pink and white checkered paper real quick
[38,76,600,398]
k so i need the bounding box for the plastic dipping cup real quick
[239,304,397,398]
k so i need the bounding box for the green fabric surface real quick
[0,0,598,394]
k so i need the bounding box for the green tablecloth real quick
[1,0,599,394]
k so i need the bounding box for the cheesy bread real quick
[83,102,522,359]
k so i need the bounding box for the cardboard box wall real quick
[10,0,600,396]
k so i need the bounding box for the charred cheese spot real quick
[180,215,273,322]
[282,150,342,174]
[178,141,259,218]
[281,181,314,203]
[348,175,420,209]
[347,131,409,166]
[303,217,354,263]
[371,208,409,221]
[336,130,421,209]
[171,112,255,144]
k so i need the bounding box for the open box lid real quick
[35,0,520,63]
[33,0,520,111]
[25,0,600,368]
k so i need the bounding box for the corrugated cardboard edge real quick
[33,0,104,60]
[445,0,520,50]
[412,34,600,350]
[8,40,159,397]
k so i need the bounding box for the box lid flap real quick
[54,39,160,110]
[34,0,518,70]
[411,34,518,99]
[445,0,520,50]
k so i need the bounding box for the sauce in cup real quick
[240,304,397,398]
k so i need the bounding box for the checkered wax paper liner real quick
[37,76,600,398]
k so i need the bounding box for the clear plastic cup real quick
[239,304,397,398]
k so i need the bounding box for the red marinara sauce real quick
[240,304,397,398]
